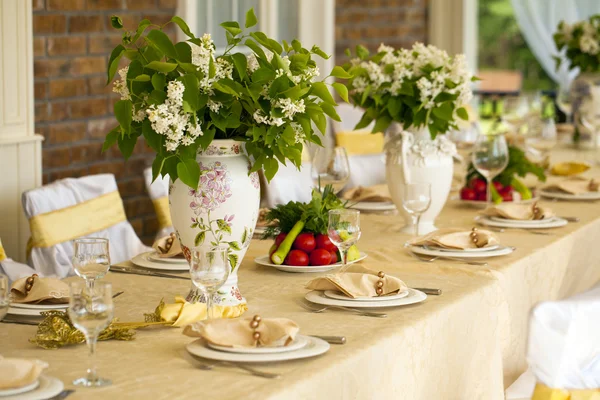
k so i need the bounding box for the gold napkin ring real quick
[470,227,479,246]
[376,271,385,296]
[589,179,599,191]
[25,274,38,294]
[250,315,262,345]
[532,202,542,220]
[166,232,176,251]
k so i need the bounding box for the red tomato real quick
[471,178,487,193]
[493,181,503,191]
[476,192,487,201]
[284,250,309,266]
[501,191,513,202]
[309,249,332,266]
[292,233,316,253]
[460,187,476,201]
[315,234,337,252]
[502,185,514,194]
[329,250,339,264]
[275,233,287,246]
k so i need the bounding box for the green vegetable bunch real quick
[103,9,350,188]
[554,15,600,73]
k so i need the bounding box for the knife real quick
[110,266,189,280]
[310,335,346,344]
[49,389,75,400]
[413,287,442,295]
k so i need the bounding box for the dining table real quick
[1,145,600,400]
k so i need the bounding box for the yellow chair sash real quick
[335,131,385,155]
[0,239,6,262]
[532,383,600,400]
[28,191,126,250]
[152,196,172,229]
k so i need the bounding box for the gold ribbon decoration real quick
[27,191,126,252]
[152,196,172,229]
[0,239,6,262]
[532,383,600,400]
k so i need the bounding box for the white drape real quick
[511,0,600,87]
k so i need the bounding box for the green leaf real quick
[194,231,206,246]
[251,67,276,84]
[145,61,178,73]
[132,19,151,43]
[151,73,166,90]
[142,119,162,153]
[197,127,216,149]
[117,132,137,160]
[231,52,248,81]
[102,126,120,152]
[217,219,232,234]
[110,15,123,29]
[146,29,178,59]
[132,74,151,82]
[220,21,242,36]
[148,89,167,105]
[320,103,341,122]
[244,39,267,60]
[245,8,258,28]
[114,100,132,136]
[356,44,370,59]
[228,241,241,251]
[330,66,352,80]
[311,82,337,105]
[228,254,238,272]
[456,107,469,121]
[171,16,194,38]
[180,74,200,111]
[176,158,201,189]
[354,112,373,130]
[372,114,392,133]
[151,154,165,181]
[263,157,279,181]
[432,102,453,121]
[241,227,248,244]
[311,45,330,59]
[332,82,349,102]
[107,44,125,84]
[174,42,192,62]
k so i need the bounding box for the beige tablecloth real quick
[1,146,599,400]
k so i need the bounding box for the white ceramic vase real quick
[385,122,456,235]
[168,139,260,315]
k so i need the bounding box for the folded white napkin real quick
[409,228,499,250]
[482,203,554,220]
[0,356,47,390]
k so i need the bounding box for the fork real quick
[408,251,488,266]
[487,227,554,235]
[296,299,387,318]
[193,359,281,379]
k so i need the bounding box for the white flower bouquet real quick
[103,10,349,188]
[342,43,475,138]
[554,15,600,72]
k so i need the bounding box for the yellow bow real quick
[152,196,172,229]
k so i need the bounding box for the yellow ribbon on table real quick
[152,196,172,229]
[0,239,6,262]
[335,131,384,155]
[532,383,600,400]
[160,296,248,326]
[27,191,126,254]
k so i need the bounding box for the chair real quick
[143,168,174,239]
[22,174,151,278]
[262,162,314,207]
[505,284,600,399]
[0,238,36,283]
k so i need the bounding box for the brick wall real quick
[335,0,428,63]
[32,0,177,244]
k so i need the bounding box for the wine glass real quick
[0,274,9,321]
[68,281,114,387]
[579,114,600,165]
[525,119,557,165]
[72,238,110,290]
[311,146,350,193]
[556,88,573,124]
[472,134,509,207]
[190,246,229,320]
[402,183,432,237]
[327,209,361,272]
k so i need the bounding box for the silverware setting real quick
[296,299,387,318]
[112,290,125,299]
[487,227,554,236]
[412,287,442,295]
[110,266,189,280]
[190,356,281,379]
[560,216,580,222]
[408,251,488,266]
[310,335,346,344]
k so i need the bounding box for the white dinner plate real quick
[207,335,308,354]
[7,307,51,317]
[10,302,69,310]
[187,335,329,363]
[254,252,368,273]
[131,252,189,271]
[539,189,600,201]
[407,244,514,258]
[489,216,563,226]
[1,375,64,400]
[424,244,500,253]
[477,216,568,229]
[0,380,39,397]
[323,289,409,302]
[349,201,397,212]
[147,251,187,264]
[306,288,426,308]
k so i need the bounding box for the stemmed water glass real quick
[311,146,351,193]
[68,281,114,387]
[190,246,230,320]
[402,183,432,237]
[472,133,509,207]
[327,209,361,272]
[580,114,600,165]
[0,274,9,321]
[557,88,573,124]
[525,119,557,165]
[72,238,110,290]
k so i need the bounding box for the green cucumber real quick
[270,220,304,265]
[490,183,502,204]
[511,177,532,200]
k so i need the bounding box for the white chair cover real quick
[0,239,36,283]
[505,283,600,398]
[347,153,386,188]
[22,174,151,278]
[143,168,174,239]
[263,162,313,207]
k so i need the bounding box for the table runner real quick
[1,146,599,399]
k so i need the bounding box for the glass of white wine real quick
[69,281,114,387]
[402,183,432,237]
[525,119,557,164]
[190,246,230,320]
[311,146,350,193]
[0,273,9,321]
[72,238,110,290]
[328,209,361,272]
[472,133,509,207]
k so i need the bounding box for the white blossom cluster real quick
[113,66,131,101]
[559,19,600,55]
[146,81,203,152]
[350,42,473,111]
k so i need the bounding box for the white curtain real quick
[511,0,600,87]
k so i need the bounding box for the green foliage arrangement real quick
[103,10,349,188]
[554,15,600,73]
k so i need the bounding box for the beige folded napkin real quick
[305,265,407,298]
[545,177,600,195]
[482,202,554,220]
[343,184,391,203]
[0,356,48,390]
[152,232,183,258]
[183,317,299,348]
[10,275,69,304]
[409,228,499,250]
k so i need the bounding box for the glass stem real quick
[339,247,349,273]
[486,178,492,207]
[206,291,213,320]
[414,214,421,237]
[85,279,95,293]
[85,334,98,383]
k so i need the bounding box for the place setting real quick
[3,275,69,318]
[343,184,397,213]
[0,356,65,400]
[129,232,189,272]
[540,177,600,201]
[476,202,569,231]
